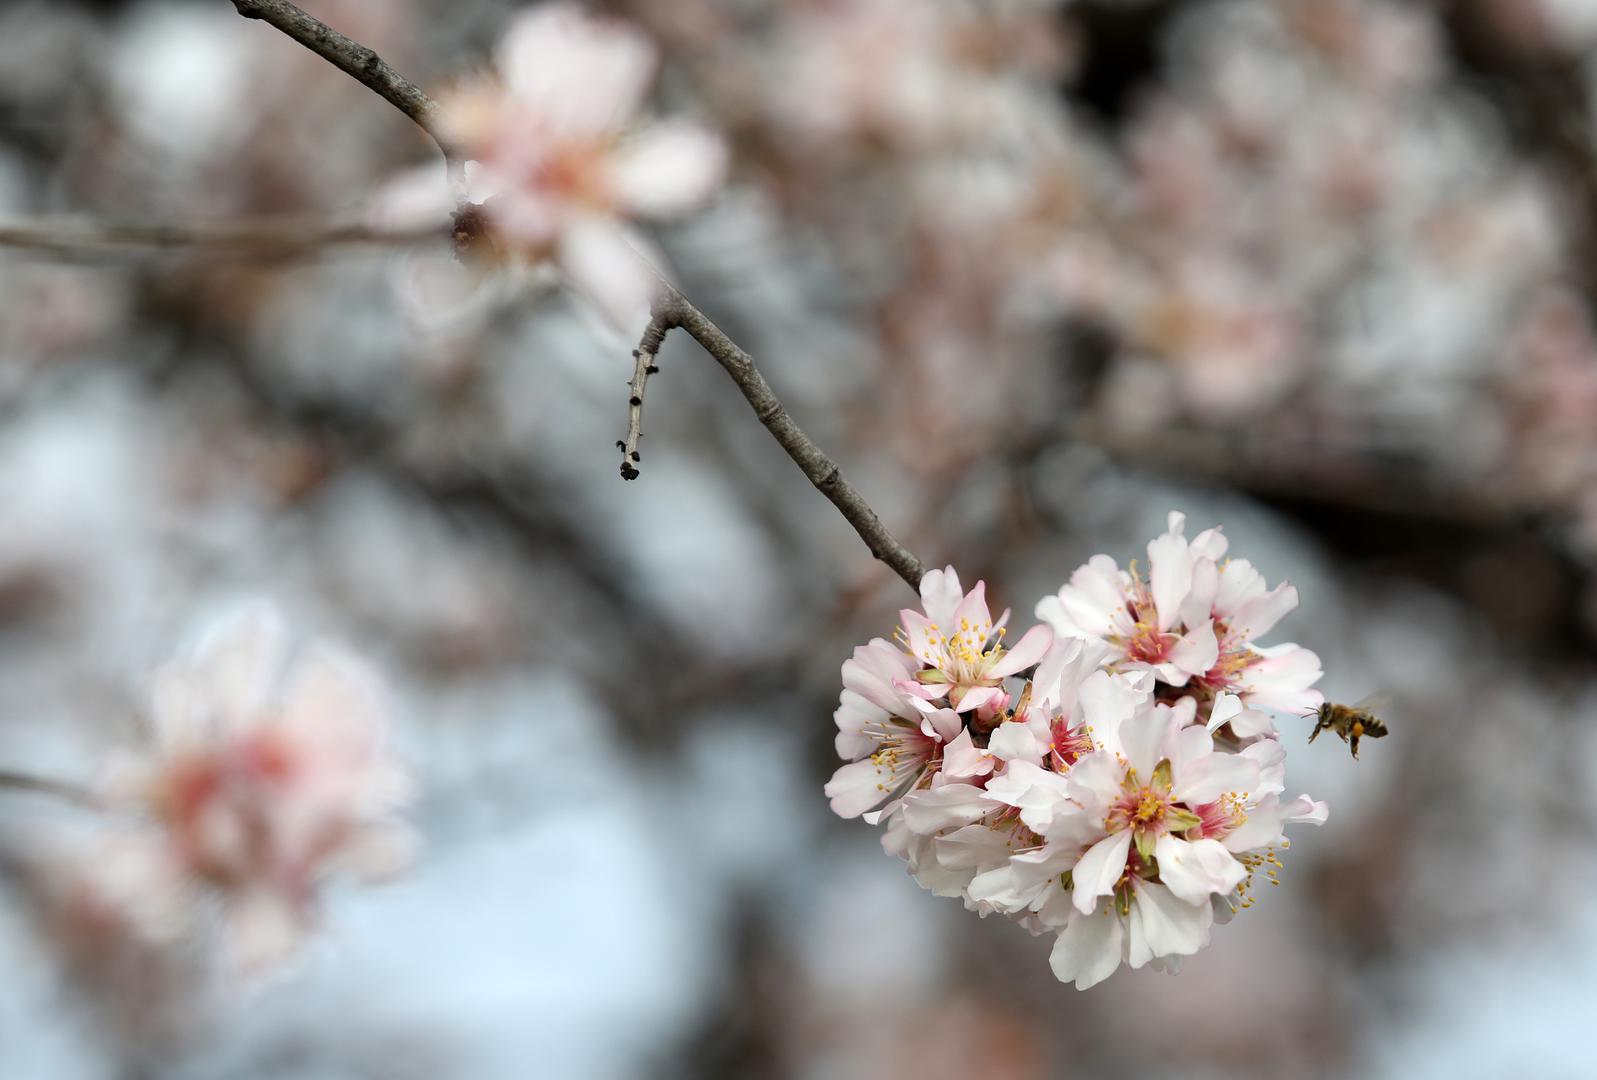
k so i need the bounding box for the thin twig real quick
[228,0,461,179]
[649,286,927,590]
[0,770,102,810]
[619,314,670,480]
[0,217,449,259]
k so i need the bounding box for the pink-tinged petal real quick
[937,824,1014,871]
[1171,723,1214,777]
[952,685,1002,714]
[607,121,726,218]
[1190,526,1228,561]
[895,677,943,702]
[991,607,1012,639]
[1221,793,1325,852]
[1166,620,1220,678]
[1241,737,1288,795]
[902,784,990,834]
[952,580,994,639]
[1051,907,1125,990]
[984,760,1075,833]
[941,729,994,780]
[1177,556,1219,633]
[1126,878,1211,968]
[1147,519,1192,632]
[831,694,882,759]
[280,646,390,768]
[1153,835,1245,905]
[987,716,1049,763]
[1118,703,1171,779]
[1076,670,1142,744]
[1229,706,1279,739]
[842,646,913,716]
[227,888,307,972]
[899,608,938,663]
[555,215,653,334]
[988,623,1054,678]
[1237,643,1324,713]
[1043,555,1130,638]
[1065,751,1124,812]
[1206,692,1244,733]
[1072,830,1132,914]
[917,566,965,628]
[1172,751,1261,806]
[920,707,964,743]
[187,603,289,733]
[1289,796,1329,825]
[1229,582,1299,642]
[1213,558,1265,616]
[1030,637,1088,711]
[498,5,657,137]
[824,759,890,819]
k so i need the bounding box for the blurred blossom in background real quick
[1,0,1597,1077]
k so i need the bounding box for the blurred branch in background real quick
[0,770,100,809]
[0,217,447,259]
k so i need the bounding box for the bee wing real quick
[1351,691,1394,715]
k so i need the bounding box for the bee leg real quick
[1350,733,1360,759]
[1308,725,1322,744]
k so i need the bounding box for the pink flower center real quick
[1049,719,1095,770]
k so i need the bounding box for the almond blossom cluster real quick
[827,514,1327,989]
[100,605,414,969]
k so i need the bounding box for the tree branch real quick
[230,1,929,590]
[228,0,460,176]
[0,770,102,810]
[0,217,448,259]
[647,286,928,590]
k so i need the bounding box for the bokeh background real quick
[2,0,1597,1076]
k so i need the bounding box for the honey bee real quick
[1310,698,1389,759]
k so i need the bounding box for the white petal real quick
[498,5,656,137]
[987,717,1048,763]
[1166,620,1220,678]
[824,759,890,819]
[1072,830,1131,914]
[1126,878,1211,968]
[1147,524,1193,632]
[1050,907,1125,990]
[1117,701,1171,778]
[1230,582,1299,642]
[1172,751,1260,806]
[608,121,727,218]
[917,566,965,628]
[555,216,654,334]
[902,784,990,834]
[988,624,1053,678]
[1154,835,1245,905]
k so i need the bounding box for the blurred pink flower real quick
[437,3,727,330]
[106,604,413,969]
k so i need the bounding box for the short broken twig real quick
[619,313,671,481]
